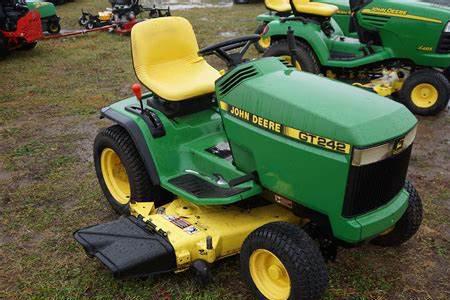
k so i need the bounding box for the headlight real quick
[445,22,450,32]
[352,125,417,166]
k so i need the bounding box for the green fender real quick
[256,12,280,23]
[264,19,334,65]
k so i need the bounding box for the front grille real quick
[342,145,412,218]
[437,32,450,53]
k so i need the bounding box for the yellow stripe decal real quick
[361,8,442,24]
[219,101,351,154]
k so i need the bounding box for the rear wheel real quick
[401,69,450,116]
[254,23,270,53]
[263,40,321,74]
[94,125,168,214]
[371,181,423,247]
[48,20,61,34]
[241,222,328,300]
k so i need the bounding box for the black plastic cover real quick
[74,216,176,278]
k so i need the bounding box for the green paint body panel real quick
[26,0,57,18]
[256,0,356,36]
[264,0,450,68]
[106,98,262,206]
[104,57,417,243]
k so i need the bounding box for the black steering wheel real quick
[198,34,260,67]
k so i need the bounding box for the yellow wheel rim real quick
[249,249,291,300]
[410,83,439,108]
[258,36,271,49]
[100,148,131,205]
[279,55,302,71]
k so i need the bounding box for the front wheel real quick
[263,40,321,74]
[401,69,450,116]
[241,222,328,300]
[371,181,423,247]
[20,42,38,51]
[79,16,88,26]
[254,23,270,53]
[93,125,169,214]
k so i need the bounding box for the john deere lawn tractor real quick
[261,0,450,116]
[255,0,355,53]
[74,16,423,300]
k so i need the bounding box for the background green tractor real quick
[26,0,60,34]
[261,0,450,116]
[74,16,423,300]
[255,0,356,53]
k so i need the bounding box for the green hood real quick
[219,58,417,148]
[372,0,450,22]
[26,0,57,18]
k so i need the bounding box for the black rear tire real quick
[371,181,423,247]
[401,69,450,116]
[93,125,169,215]
[241,222,328,300]
[48,21,61,34]
[263,40,321,74]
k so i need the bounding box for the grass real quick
[1,0,449,299]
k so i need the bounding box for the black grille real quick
[218,65,258,95]
[342,145,412,217]
[437,32,450,53]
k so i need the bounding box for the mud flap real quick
[74,216,177,278]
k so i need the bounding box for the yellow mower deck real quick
[131,199,300,271]
[74,198,300,278]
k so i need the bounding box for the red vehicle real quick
[0,0,43,56]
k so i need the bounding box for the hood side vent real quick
[361,15,390,28]
[218,65,258,95]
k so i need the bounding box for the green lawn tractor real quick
[255,0,355,53]
[74,16,423,300]
[261,0,450,116]
[26,0,60,34]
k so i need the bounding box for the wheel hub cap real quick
[411,83,438,108]
[100,148,131,205]
[249,249,291,300]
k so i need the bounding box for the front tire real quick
[371,181,423,247]
[20,42,38,51]
[254,23,270,53]
[241,222,328,300]
[401,69,450,116]
[263,40,321,74]
[93,125,168,214]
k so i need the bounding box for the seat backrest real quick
[131,17,200,79]
[265,0,291,12]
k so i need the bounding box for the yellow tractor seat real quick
[131,17,221,102]
[292,0,338,17]
[265,0,291,13]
